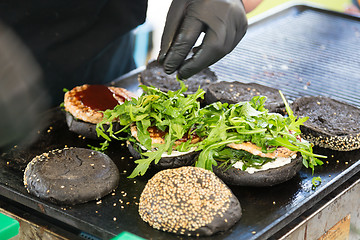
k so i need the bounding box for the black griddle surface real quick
[211,4,360,106]
[1,4,360,240]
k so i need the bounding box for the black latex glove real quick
[158,0,248,79]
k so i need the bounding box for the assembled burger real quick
[195,93,324,186]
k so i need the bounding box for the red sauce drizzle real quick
[147,126,199,142]
[74,85,125,111]
[147,126,167,138]
[177,131,199,142]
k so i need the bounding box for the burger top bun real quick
[24,147,120,205]
[292,96,360,151]
[139,60,217,95]
[139,166,242,237]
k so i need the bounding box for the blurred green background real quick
[247,0,353,18]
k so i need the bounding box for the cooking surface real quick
[1,4,360,240]
[211,4,360,106]
[1,109,359,240]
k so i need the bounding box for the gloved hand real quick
[158,0,248,79]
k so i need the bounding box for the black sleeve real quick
[45,0,148,74]
[0,0,148,75]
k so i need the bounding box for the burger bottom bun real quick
[213,154,303,187]
[65,111,122,140]
[127,141,198,169]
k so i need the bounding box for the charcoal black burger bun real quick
[64,84,136,140]
[291,96,360,151]
[213,153,303,187]
[65,111,121,140]
[205,81,285,113]
[139,166,242,236]
[23,147,120,205]
[139,60,217,95]
[127,141,198,169]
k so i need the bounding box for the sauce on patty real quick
[74,85,125,111]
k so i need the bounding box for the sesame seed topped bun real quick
[292,96,360,151]
[139,166,242,237]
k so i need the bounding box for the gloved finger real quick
[178,32,247,80]
[162,16,204,74]
[177,26,238,79]
[176,37,219,79]
[177,0,247,79]
[158,0,187,64]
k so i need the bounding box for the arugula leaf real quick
[279,91,294,119]
[216,147,274,170]
[96,79,205,177]
[137,119,152,150]
[311,176,322,189]
[95,81,325,179]
[128,134,173,178]
[195,92,326,174]
[88,140,110,152]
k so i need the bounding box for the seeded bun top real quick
[292,96,360,151]
[139,166,242,237]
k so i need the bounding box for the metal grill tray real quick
[1,4,360,240]
[211,3,360,106]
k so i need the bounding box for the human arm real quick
[243,0,263,13]
[0,22,49,150]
